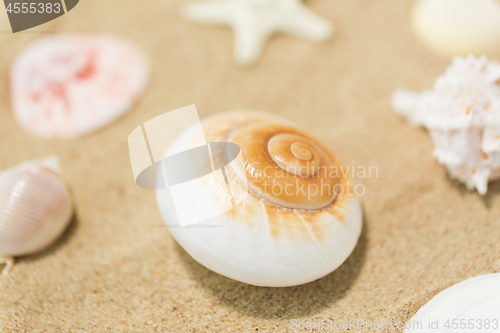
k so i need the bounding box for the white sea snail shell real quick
[156,111,363,287]
[405,273,500,332]
[0,156,73,274]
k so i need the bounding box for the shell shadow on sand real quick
[481,181,500,207]
[13,212,79,266]
[175,216,368,319]
[445,173,500,209]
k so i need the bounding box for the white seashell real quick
[411,0,500,57]
[155,111,362,287]
[10,34,149,139]
[392,55,500,195]
[405,273,500,332]
[0,156,73,274]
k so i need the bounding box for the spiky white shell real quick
[392,55,500,195]
[405,273,500,332]
[411,0,500,57]
[156,111,362,287]
[0,156,73,258]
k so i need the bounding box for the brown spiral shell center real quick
[268,134,321,177]
[229,124,339,210]
[290,142,312,161]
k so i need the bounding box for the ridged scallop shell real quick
[156,111,362,287]
[0,156,73,273]
[411,0,500,57]
[405,273,500,332]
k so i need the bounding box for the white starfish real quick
[182,0,333,65]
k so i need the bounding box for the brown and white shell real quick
[156,111,363,287]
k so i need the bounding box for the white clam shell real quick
[0,156,73,272]
[155,111,362,287]
[411,0,500,57]
[405,273,500,332]
[392,55,500,194]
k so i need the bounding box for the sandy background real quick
[1,0,500,332]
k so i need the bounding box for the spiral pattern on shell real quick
[229,123,340,210]
[156,111,362,287]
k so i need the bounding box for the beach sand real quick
[1,0,499,331]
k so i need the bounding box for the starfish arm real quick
[182,0,334,65]
[281,6,333,41]
[182,0,237,24]
[233,20,271,65]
